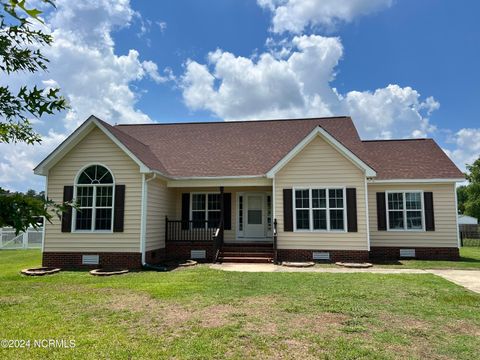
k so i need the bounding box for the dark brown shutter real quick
[346,188,358,232]
[181,193,190,230]
[376,192,387,231]
[424,192,435,231]
[113,185,125,232]
[223,193,232,230]
[283,188,293,232]
[61,186,74,232]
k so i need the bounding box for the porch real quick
[164,186,277,263]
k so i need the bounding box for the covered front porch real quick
[164,185,277,262]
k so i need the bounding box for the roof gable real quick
[266,126,376,178]
[34,116,153,176]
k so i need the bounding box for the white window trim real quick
[292,186,347,233]
[385,190,425,232]
[72,164,115,233]
[190,192,221,229]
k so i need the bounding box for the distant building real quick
[458,215,478,225]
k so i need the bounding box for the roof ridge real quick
[114,116,351,127]
[362,138,430,142]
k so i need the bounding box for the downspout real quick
[141,173,166,270]
[364,176,370,252]
[454,183,461,248]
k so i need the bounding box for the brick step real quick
[220,256,273,263]
[221,247,274,253]
[221,251,274,258]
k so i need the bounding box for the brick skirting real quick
[369,247,460,261]
[277,249,369,262]
[165,241,215,262]
[145,248,166,264]
[43,249,168,270]
[43,251,143,270]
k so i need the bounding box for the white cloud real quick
[0,0,170,191]
[156,21,167,33]
[258,0,393,33]
[182,34,438,140]
[444,128,480,171]
[0,131,67,191]
[142,60,175,84]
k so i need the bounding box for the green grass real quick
[1,250,479,359]
[463,238,480,247]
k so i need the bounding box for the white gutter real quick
[368,178,465,184]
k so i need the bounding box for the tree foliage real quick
[0,187,67,234]
[457,157,480,220]
[0,0,67,144]
[0,1,70,233]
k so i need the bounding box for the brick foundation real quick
[165,241,215,262]
[277,249,370,262]
[43,251,143,270]
[369,247,460,261]
[145,248,166,264]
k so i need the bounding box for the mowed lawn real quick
[1,251,479,359]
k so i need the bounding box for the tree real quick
[463,157,480,220]
[0,1,69,233]
[0,188,63,232]
[457,185,468,214]
[1,0,67,143]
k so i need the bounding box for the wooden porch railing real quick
[165,217,218,241]
[273,218,278,264]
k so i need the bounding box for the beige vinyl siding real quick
[368,183,458,248]
[145,177,176,251]
[171,186,272,242]
[45,127,143,252]
[275,135,368,250]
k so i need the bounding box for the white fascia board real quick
[34,117,96,176]
[266,126,377,178]
[34,115,154,176]
[368,178,465,184]
[94,119,151,173]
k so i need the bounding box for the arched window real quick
[74,165,114,231]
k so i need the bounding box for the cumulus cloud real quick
[444,128,480,171]
[181,34,438,139]
[258,0,393,33]
[0,0,169,191]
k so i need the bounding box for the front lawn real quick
[1,250,479,359]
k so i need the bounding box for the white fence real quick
[0,227,43,250]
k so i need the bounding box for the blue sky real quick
[0,0,479,191]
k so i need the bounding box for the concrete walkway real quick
[209,263,480,293]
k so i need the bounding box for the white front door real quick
[245,194,265,238]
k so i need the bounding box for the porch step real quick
[219,256,273,264]
[221,251,274,258]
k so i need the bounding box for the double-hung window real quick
[387,191,423,231]
[191,193,221,228]
[294,188,346,232]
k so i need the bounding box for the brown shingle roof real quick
[103,116,463,180]
[361,139,464,180]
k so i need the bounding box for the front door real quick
[245,194,265,238]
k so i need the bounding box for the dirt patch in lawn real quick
[102,289,350,338]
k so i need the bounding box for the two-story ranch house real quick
[34,115,464,269]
